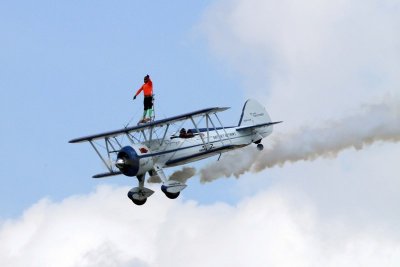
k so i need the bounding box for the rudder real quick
[238,99,271,126]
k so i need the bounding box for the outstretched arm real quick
[134,86,144,99]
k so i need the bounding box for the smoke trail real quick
[169,167,196,183]
[147,167,196,184]
[147,175,162,183]
[200,98,400,183]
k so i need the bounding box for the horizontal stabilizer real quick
[236,121,283,131]
[92,171,122,178]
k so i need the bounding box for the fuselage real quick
[139,125,272,168]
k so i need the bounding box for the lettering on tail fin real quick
[238,99,272,127]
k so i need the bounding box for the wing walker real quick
[69,98,281,205]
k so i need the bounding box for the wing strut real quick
[105,138,111,164]
[106,137,119,153]
[207,114,225,145]
[214,113,233,144]
[206,114,210,145]
[126,133,137,144]
[89,141,112,172]
[141,130,148,142]
[110,139,118,151]
[149,126,154,148]
[190,116,209,150]
[113,137,122,149]
[160,124,170,146]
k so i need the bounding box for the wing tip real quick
[92,171,122,178]
[68,138,88,144]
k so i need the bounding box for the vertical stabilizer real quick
[238,99,271,126]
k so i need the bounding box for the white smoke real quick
[200,97,400,182]
[147,167,196,184]
[147,175,162,184]
[200,0,400,125]
[169,167,196,183]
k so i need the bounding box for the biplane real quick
[69,99,281,205]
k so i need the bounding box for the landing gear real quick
[127,174,154,206]
[132,198,147,205]
[126,169,187,204]
[161,181,186,200]
[165,191,180,199]
[162,186,181,199]
[128,191,147,205]
[253,139,264,151]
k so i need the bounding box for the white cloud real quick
[230,141,400,229]
[198,0,400,221]
[1,185,399,267]
[195,1,400,265]
[201,0,400,126]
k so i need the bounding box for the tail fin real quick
[238,99,272,126]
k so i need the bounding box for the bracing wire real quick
[125,101,143,128]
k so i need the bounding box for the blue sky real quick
[0,0,249,218]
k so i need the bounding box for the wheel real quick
[257,144,264,151]
[161,185,181,199]
[132,198,147,205]
[164,191,180,199]
[127,191,147,205]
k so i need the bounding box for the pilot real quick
[186,129,194,138]
[179,128,187,138]
[133,74,154,123]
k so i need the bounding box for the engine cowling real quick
[115,145,153,177]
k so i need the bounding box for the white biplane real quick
[69,99,281,205]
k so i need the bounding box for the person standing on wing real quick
[133,74,153,123]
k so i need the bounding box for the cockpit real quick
[179,128,195,139]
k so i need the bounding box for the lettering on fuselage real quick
[163,140,180,146]
[199,143,214,152]
[211,132,236,140]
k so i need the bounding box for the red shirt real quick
[135,79,153,97]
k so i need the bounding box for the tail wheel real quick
[164,191,180,199]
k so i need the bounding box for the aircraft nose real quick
[115,158,125,169]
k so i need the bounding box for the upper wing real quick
[69,107,230,144]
